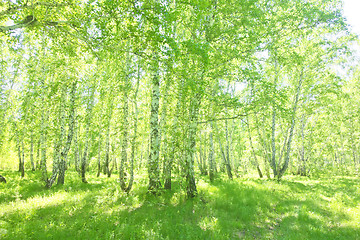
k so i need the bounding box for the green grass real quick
[0,170,359,239]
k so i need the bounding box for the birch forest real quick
[1,0,360,239]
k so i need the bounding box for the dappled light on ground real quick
[0,171,359,239]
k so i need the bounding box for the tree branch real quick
[197,113,248,124]
[0,17,78,33]
[0,1,70,18]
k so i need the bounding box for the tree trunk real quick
[214,121,233,180]
[47,81,77,188]
[57,85,68,185]
[30,134,35,171]
[278,70,303,179]
[125,63,141,193]
[224,119,233,179]
[96,130,102,177]
[185,93,201,198]
[271,106,277,178]
[74,113,80,173]
[247,117,263,178]
[164,79,183,190]
[208,123,215,182]
[36,139,40,170]
[119,76,129,191]
[21,140,25,178]
[104,123,111,177]
[81,86,95,184]
[159,74,171,187]
[40,105,48,184]
[148,57,161,193]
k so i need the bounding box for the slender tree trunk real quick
[30,134,35,171]
[247,117,263,178]
[224,119,233,179]
[185,93,201,198]
[47,81,77,188]
[119,78,129,191]
[209,123,215,182]
[349,119,357,168]
[39,36,49,184]
[103,98,113,176]
[16,133,25,178]
[74,117,80,173]
[278,70,303,179]
[270,57,279,178]
[198,134,205,175]
[164,80,183,190]
[20,139,25,178]
[104,123,111,177]
[17,136,22,172]
[298,115,306,176]
[81,87,95,184]
[198,132,208,175]
[159,74,171,185]
[148,57,161,193]
[96,130,102,177]
[125,63,141,193]
[52,140,60,177]
[214,121,232,180]
[40,102,48,183]
[271,106,277,178]
[36,140,40,170]
[96,103,103,177]
[56,85,68,185]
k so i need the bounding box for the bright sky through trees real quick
[343,0,360,35]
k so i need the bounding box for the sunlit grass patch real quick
[0,171,359,239]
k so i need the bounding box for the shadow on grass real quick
[0,171,359,239]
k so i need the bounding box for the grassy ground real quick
[0,170,359,240]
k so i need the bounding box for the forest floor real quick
[0,170,359,240]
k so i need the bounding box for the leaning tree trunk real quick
[277,70,303,179]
